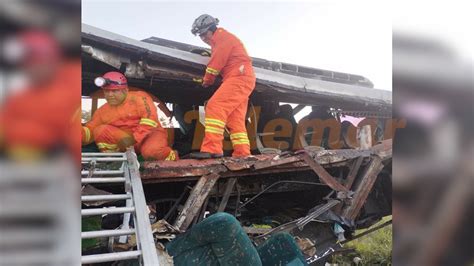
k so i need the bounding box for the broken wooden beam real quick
[299,152,348,192]
[342,156,384,220]
[174,173,220,231]
[345,156,365,190]
[217,178,237,212]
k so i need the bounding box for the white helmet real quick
[191,14,219,35]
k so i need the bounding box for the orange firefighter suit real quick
[0,60,81,161]
[201,28,256,157]
[82,90,176,161]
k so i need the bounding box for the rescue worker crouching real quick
[189,14,256,159]
[81,71,178,161]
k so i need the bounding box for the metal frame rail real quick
[81,150,159,265]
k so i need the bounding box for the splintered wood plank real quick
[174,173,220,231]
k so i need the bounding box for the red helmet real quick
[3,30,61,66]
[94,71,128,90]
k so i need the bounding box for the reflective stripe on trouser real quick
[82,126,92,144]
[201,118,225,154]
[93,125,131,152]
[94,124,175,160]
[165,150,178,161]
[97,142,119,152]
[230,131,250,157]
[227,100,251,157]
[201,75,255,156]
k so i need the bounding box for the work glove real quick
[202,75,216,88]
[193,77,214,88]
[200,50,211,57]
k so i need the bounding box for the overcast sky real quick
[82,0,392,90]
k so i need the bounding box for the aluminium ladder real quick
[81,149,159,265]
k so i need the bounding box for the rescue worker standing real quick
[190,14,256,159]
[82,71,177,161]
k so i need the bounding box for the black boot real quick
[189,152,223,159]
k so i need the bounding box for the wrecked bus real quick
[81,23,394,264]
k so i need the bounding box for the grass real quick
[331,216,392,265]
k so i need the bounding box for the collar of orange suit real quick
[209,27,225,47]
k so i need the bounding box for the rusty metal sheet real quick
[174,173,221,231]
[299,152,349,192]
[140,150,372,182]
[222,155,271,171]
[141,158,227,180]
[144,158,225,168]
[313,149,371,164]
[141,165,226,181]
[253,155,302,170]
[342,156,384,220]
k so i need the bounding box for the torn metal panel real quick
[82,23,392,111]
[82,45,131,70]
[222,156,262,171]
[142,36,374,89]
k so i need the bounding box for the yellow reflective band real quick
[205,127,224,135]
[206,67,220,75]
[165,150,177,161]
[232,140,250,145]
[83,127,91,143]
[140,121,157,127]
[231,138,249,143]
[205,126,224,133]
[97,143,118,149]
[230,133,248,140]
[206,121,226,128]
[140,118,158,127]
[205,118,225,127]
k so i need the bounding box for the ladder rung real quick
[81,194,131,202]
[81,177,126,184]
[81,229,135,239]
[81,207,135,216]
[81,170,124,176]
[81,250,141,264]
